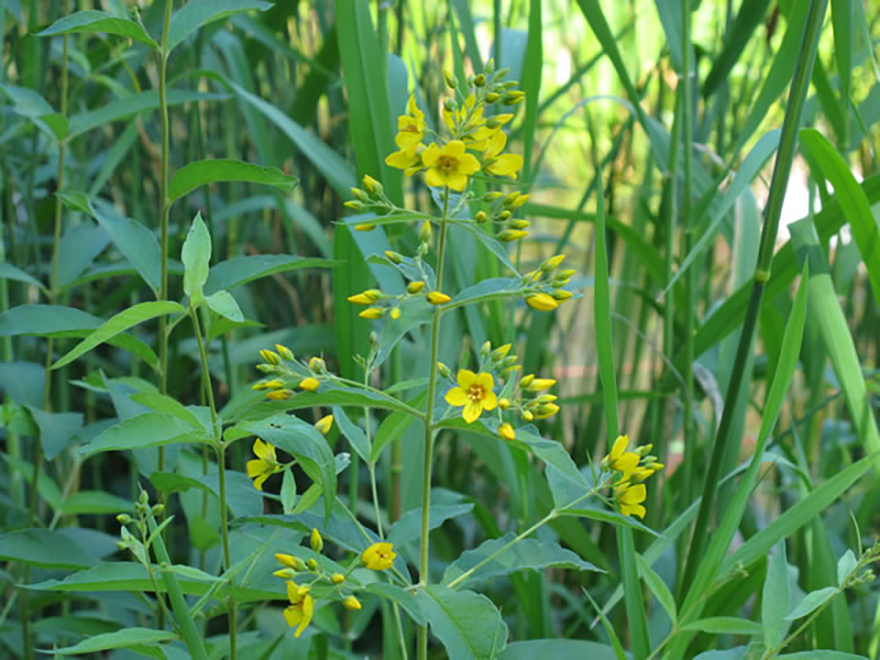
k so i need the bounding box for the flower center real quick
[438,155,459,173]
[467,384,485,402]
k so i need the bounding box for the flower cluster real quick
[599,435,664,519]
[252,343,335,401]
[272,530,396,637]
[520,254,575,312]
[439,340,559,440]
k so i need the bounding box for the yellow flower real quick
[246,439,282,491]
[498,422,515,441]
[385,145,420,171]
[361,542,396,570]
[344,595,362,610]
[284,582,315,638]
[422,141,481,191]
[616,482,647,519]
[606,435,640,474]
[444,370,498,423]
[395,95,426,149]
[299,377,320,392]
[314,415,334,435]
[482,131,523,179]
[526,293,559,311]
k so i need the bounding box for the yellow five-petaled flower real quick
[444,370,498,423]
[361,542,396,571]
[422,141,481,192]
[246,438,282,491]
[606,435,640,474]
[615,482,647,519]
[284,582,314,638]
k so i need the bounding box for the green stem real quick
[416,188,451,660]
[678,0,829,599]
[190,307,235,660]
[157,0,173,472]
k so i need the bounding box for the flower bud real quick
[353,222,375,231]
[276,553,304,570]
[502,355,518,368]
[273,568,298,579]
[151,504,165,516]
[498,422,516,441]
[481,341,492,357]
[266,389,294,401]
[344,595,362,610]
[343,200,363,211]
[510,219,530,230]
[427,291,451,305]
[139,490,150,505]
[352,187,370,202]
[359,307,384,320]
[498,210,512,221]
[419,220,433,243]
[307,558,318,571]
[552,289,574,301]
[256,364,275,373]
[498,229,528,242]
[299,377,320,392]
[485,92,500,103]
[309,357,326,373]
[438,362,451,378]
[637,444,653,457]
[510,193,530,209]
[385,250,404,264]
[527,378,557,392]
[498,397,511,410]
[444,69,457,89]
[407,281,426,294]
[541,255,566,272]
[260,349,281,365]
[310,528,324,553]
[526,293,559,311]
[116,514,132,525]
[483,192,503,201]
[331,573,346,585]
[535,403,560,418]
[522,410,534,421]
[536,394,558,403]
[492,343,512,360]
[495,67,510,79]
[390,307,402,320]
[362,174,383,194]
[275,344,294,361]
[314,415,334,435]
[475,73,487,87]
[475,211,487,223]
[557,269,576,280]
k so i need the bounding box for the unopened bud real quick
[419,221,433,243]
[117,514,132,525]
[310,528,324,553]
[352,187,370,202]
[485,92,500,103]
[481,341,492,357]
[474,73,486,87]
[275,344,294,361]
[344,595,362,610]
[444,70,457,89]
[353,221,375,231]
[438,362,451,378]
[385,250,404,264]
[331,573,346,585]
[307,558,318,571]
[407,281,426,294]
[309,356,326,372]
[475,211,487,223]
[362,175,383,194]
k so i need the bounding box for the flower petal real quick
[421,142,441,167]
[457,369,477,389]
[444,386,468,407]
[253,438,274,462]
[482,390,497,411]
[444,140,466,157]
[425,167,445,188]
[610,435,629,460]
[246,459,266,478]
[446,172,468,191]
[458,153,482,175]
[486,154,523,177]
[476,372,495,391]
[462,401,483,424]
[253,472,269,491]
[613,452,640,473]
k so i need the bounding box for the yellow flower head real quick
[615,482,647,519]
[606,435,640,474]
[361,541,396,570]
[482,131,524,179]
[422,141,481,192]
[444,370,498,423]
[284,582,315,638]
[246,438,282,491]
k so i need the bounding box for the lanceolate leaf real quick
[166,0,272,53]
[38,11,158,49]
[168,159,297,202]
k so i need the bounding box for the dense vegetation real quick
[0,0,879,658]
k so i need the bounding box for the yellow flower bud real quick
[475,211,487,223]
[390,307,402,320]
[557,269,576,280]
[552,289,574,300]
[498,423,516,441]
[331,573,345,585]
[492,343,512,360]
[427,291,451,305]
[419,220,432,243]
[266,389,294,401]
[498,229,528,242]
[503,192,520,206]
[309,357,326,373]
[511,194,530,209]
[385,250,403,264]
[474,73,486,87]
[444,69,457,89]
[299,377,320,392]
[348,289,382,305]
[314,415,334,435]
[307,558,318,571]
[638,444,654,457]
[362,174,383,194]
[260,349,281,365]
[520,374,535,388]
[407,281,426,294]
[275,344,294,361]
[526,293,559,311]
[344,595,362,610]
[252,381,269,391]
[522,410,534,421]
[510,219,530,230]
[498,210,512,221]
[499,397,511,410]
[536,394,558,403]
[534,403,560,419]
[273,568,298,579]
[437,362,451,378]
[351,187,370,202]
[276,554,304,570]
[310,528,324,553]
[485,91,501,103]
[483,192,504,201]
[541,255,566,272]
[354,222,376,231]
[527,378,557,392]
[359,307,384,319]
[345,200,365,210]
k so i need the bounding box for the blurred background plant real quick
[0,0,879,658]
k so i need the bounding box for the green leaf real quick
[0,263,47,293]
[280,469,297,515]
[679,617,763,635]
[441,534,600,588]
[52,301,185,370]
[182,212,211,303]
[59,491,134,515]
[636,553,676,623]
[48,627,175,655]
[388,504,474,547]
[558,505,660,537]
[38,11,158,48]
[369,392,425,462]
[500,640,623,660]
[76,413,211,459]
[0,304,100,337]
[0,84,66,140]
[167,0,272,53]
[25,407,83,461]
[332,406,370,463]
[418,585,508,659]
[230,414,336,521]
[168,159,297,202]
[785,587,839,620]
[205,291,243,322]
[129,392,206,430]
[837,549,858,586]
[702,0,771,97]
[445,277,525,311]
[204,254,336,294]
[762,543,792,649]
[778,653,869,659]
[0,529,98,570]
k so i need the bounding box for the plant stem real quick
[678,0,828,598]
[416,188,451,660]
[190,307,235,660]
[157,0,173,473]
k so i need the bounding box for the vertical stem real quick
[190,307,235,659]
[157,0,173,473]
[416,188,450,660]
[678,0,829,598]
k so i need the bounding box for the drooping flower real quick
[284,582,315,638]
[422,141,481,191]
[246,438,282,491]
[361,542,396,571]
[615,482,647,518]
[444,370,498,423]
[482,131,523,179]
